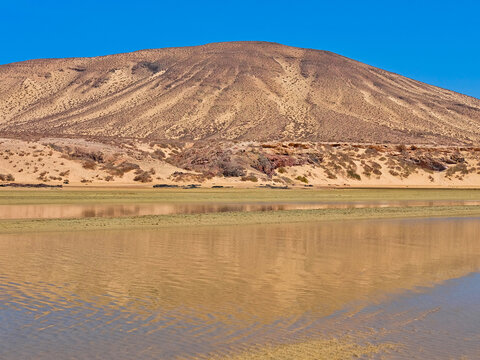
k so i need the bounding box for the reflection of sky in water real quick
[2,274,479,359]
[334,272,480,359]
[1,218,480,359]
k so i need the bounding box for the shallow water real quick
[1,218,480,358]
[3,199,480,219]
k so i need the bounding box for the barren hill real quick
[1,41,479,144]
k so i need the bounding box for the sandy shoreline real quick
[2,188,480,205]
[3,205,480,234]
[212,338,395,360]
[2,188,480,234]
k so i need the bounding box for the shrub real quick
[446,163,469,177]
[0,174,15,181]
[295,175,309,183]
[82,160,97,170]
[241,174,258,182]
[253,154,275,176]
[102,161,140,177]
[346,169,361,180]
[363,164,373,177]
[152,149,165,159]
[222,165,246,177]
[133,171,153,183]
[414,157,447,172]
[68,148,104,163]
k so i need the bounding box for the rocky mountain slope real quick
[1,41,480,145]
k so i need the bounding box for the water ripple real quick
[1,218,480,358]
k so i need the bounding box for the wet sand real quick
[2,188,480,234]
[2,204,480,234]
[2,188,480,206]
[213,338,393,359]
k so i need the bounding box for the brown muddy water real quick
[1,218,480,359]
[3,199,480,219]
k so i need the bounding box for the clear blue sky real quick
[1,0,479,98]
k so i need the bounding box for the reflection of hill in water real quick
[1,218,480,320]
[3,200,480,219]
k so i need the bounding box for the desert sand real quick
[1,137,480,188]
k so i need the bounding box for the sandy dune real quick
[1,137,480,187]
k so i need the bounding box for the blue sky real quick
[1,0,479,98]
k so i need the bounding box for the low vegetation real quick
[295,175,308,183]
[101,161,140,177]
[133,168,156,183]
[2,137,480,186]
[0,173,15,181]
[241,174,258,182]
